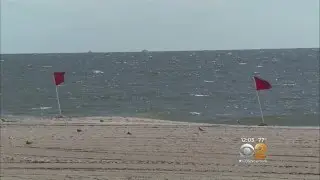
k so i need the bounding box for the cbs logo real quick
[240,143,267,160]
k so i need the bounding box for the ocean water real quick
[0,48,319,126]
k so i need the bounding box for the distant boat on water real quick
[142,49,149,53]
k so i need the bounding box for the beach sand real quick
[1,116,319,180]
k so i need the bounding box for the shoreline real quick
[1,115,319,129]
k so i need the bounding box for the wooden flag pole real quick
[55,85,62,116]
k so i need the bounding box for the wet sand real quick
[1,116,319,180]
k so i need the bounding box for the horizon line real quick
[0,47,319,55]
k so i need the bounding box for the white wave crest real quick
[190,112,201,115]
[191,94,209,97]
[31,106,52,110]
[93,70,104,74]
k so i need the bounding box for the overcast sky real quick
[1,0,319,53]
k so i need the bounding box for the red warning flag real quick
[53,72,65,85]
[254,76,271,91]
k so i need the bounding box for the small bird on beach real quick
[198,127,205,131]
[127,132,132,135]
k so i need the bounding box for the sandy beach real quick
[1,116,319,180]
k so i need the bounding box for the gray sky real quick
[1,0,319,53]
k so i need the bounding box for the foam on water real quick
[190,112,201,115]
[93,70,104,74]
[31,107,52,110]
[204,80,215,83]
[191,94,209,97]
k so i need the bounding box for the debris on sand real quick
[198,127,205,131]
[258,123,267,126]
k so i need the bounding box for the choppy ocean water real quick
[0,48,319,126]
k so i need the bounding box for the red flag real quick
[254,76,271,90]
[53,72,65,85]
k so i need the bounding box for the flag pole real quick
[55,85,62,116]
[253,77,265,124]
[255,90,265,124]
